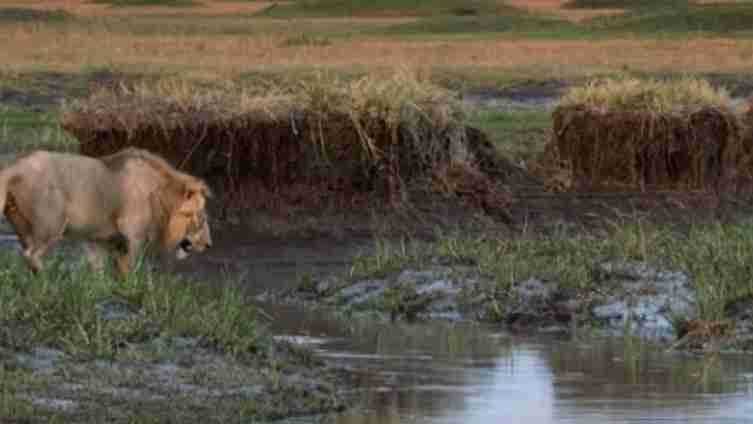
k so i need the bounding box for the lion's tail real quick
[0,163,20,215]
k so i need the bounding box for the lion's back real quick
[23,152,123,233]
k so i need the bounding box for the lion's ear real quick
[178,187,205,214]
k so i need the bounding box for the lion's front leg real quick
[115,253,131,280]
[114,236,143,281]
[84,242,107,274]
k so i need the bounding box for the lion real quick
[0,148,212,279]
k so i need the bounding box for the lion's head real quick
[175,209,212,260]
[157,178,213,258]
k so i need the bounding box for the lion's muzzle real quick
[175,213,212,260]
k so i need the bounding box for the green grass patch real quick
[0,7,73,23]
[374,1,753,39]
[257,0,514,18]
[0,107,52,131]
[0,250,270,360]
[0,107,78,154]
[564,0,689,10]
[380,14,580,39]
[663,222,753,321]
[469,108,551,161]
[592,3,753,36]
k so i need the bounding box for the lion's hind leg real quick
[4,193,44,273]
[21,209,67,275]
[4,193,32,251]
[7,184,68,275]
[23,218,67,275]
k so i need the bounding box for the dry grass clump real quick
[64,77,297,134]
[62,70,511,214]
[735,99,753,196]
[548,77,740,191]
[672,319,735,351]
[558,77,731,114]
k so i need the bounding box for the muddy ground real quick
[1,334,347,422]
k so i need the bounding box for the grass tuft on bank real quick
[347,221,753,323]
[0,250,269,361]
[0,7,73,24]
[0,107,78,154]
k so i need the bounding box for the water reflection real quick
[261,303,752,423]
[313,326,753,424]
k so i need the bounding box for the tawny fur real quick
[0,148,212,279]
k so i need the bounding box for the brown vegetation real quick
[673,319,735,351]
[548,79,742,191]
[552,106,740,190]
[62,73,513,220]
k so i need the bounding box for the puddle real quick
[146,232,753,423]
[461,88,749,113]
[268,305,753,424]
[463,91,559,110]
[170,233,372,294]
[326,332,752,423]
